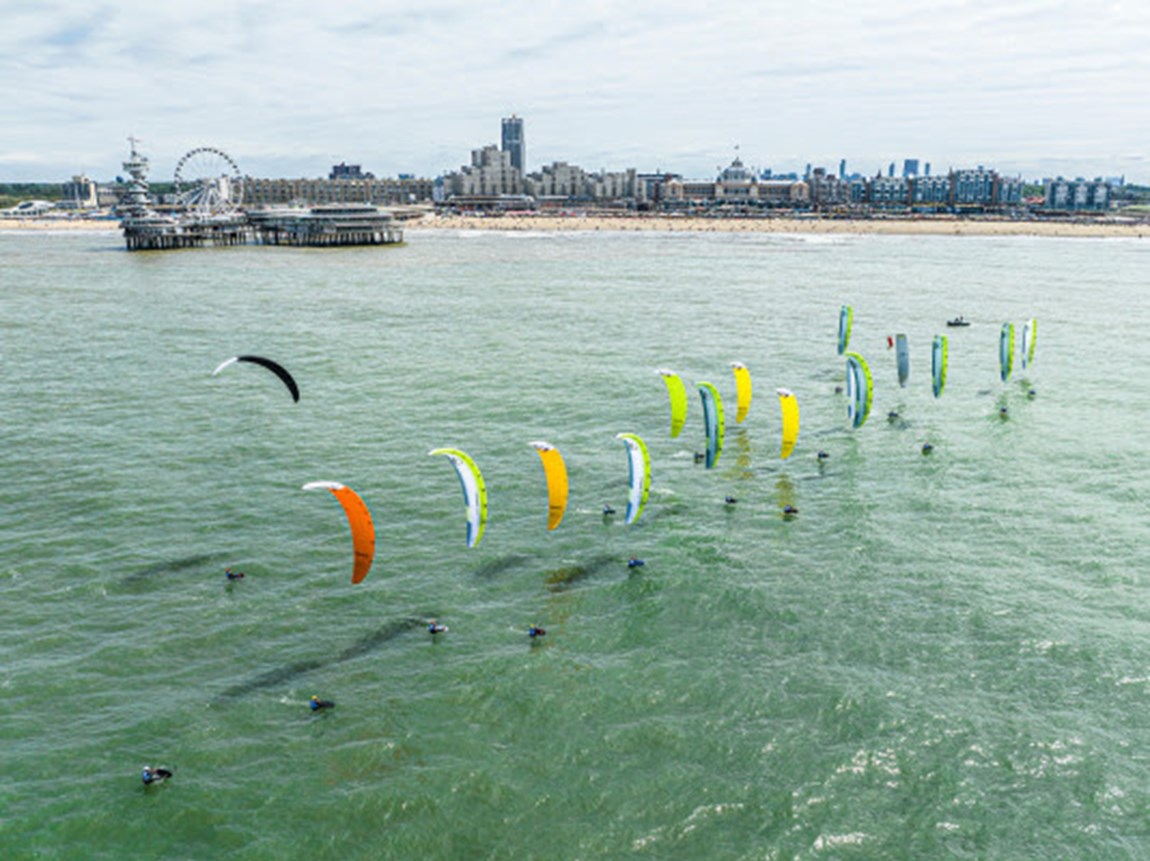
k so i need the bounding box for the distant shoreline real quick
[0,217,119,232]
[4,213,1147,239]
[408,213,1150,239]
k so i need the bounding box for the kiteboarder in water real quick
[310,695,335,711]
[428,620,448,635]
[225,567,244,580]
[528,625,546,638]
[627,557,645,568]
[141,765,173,785]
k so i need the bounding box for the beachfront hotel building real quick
[243,175,434,207]
[524,163,638,203]
[61,174,99,209]
[826,167,1023,211]
[911,174,952,205]
[449,145,525,197]
[1044,177,1110,210]
[659,157,810,208]
[501,115,525,172]
[808,168,851,207]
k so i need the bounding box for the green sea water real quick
[1,227,1148,860]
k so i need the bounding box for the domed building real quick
[662,154,810,209]
[718,156,756,200]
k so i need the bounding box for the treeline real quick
[0,181,176,210]
[1115,184,1150,203]
[0,183,64,204]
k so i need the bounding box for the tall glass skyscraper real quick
[501,115,525,172]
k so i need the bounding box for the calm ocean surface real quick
[2,227,1148,860]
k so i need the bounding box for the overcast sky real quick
[2,0,1147,183]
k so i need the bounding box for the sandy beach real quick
[0,217,120,231]
[4,213,1147,238]
[408,212,1149,238]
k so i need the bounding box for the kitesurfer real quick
[141,765,173,786]
[783,505,799,517]
[922,442,934,454]
[1028,389,1037,399]
[887,410,899,421]
[627,557,646,568]
[724,496,737,505]
[602,504,616,515]
[225,567,244,580]
[817,451,829,460]
[428,620,448,635]
[693,452,706,463]
[528,625,546,638]
[999,406,1009,417]
[309,695,335,711]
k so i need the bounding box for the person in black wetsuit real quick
[528,625,546,638]
[310,695,335,711]
[428,620,448,635]
[141,765,173,785]
[225,567,244,580]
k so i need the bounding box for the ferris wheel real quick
[174,147,243,217]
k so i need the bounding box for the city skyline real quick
[2,0,1148,184]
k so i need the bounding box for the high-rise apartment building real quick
[501,115,525,172]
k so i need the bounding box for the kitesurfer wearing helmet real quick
[528,625,546,638]
[310,695,335,711]
[141,765,173,785]
[225,567,244,580]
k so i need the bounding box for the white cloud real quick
[1,0,1147,182]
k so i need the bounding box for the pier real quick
[122,215,251,251]
[117,141,403,251]
[123,207,403,251]
[247,205,404,247]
